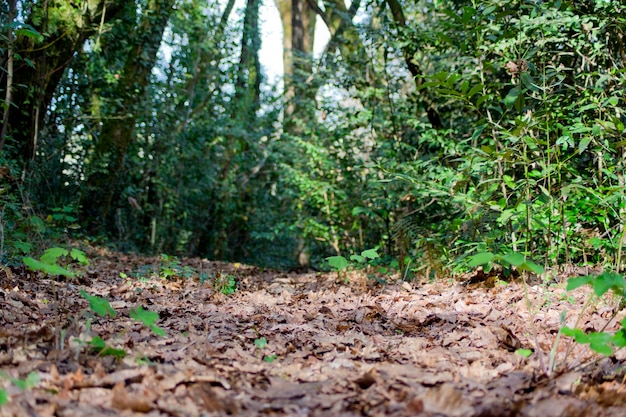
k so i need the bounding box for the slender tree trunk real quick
[385,0,442,128]
[81,0,175,230]
[0,0,17,153]
[274,0,316,133]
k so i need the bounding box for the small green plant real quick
[158,253,195,280]
[560,271,626,358]
[254,337,268,349]
[88,336,127,359]
[130,306,166,336]
[0,371,40,405]
[253,337,277,362]
[467,251,544,275]
[214,272,237,295]
[23,247,89,278]
[326,248,380,281]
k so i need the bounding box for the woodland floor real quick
[2,247,626,417]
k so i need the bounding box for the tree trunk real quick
[80,0,175,230]
[274,0,317,133]
[385,0,442,128]
[0,0,122,166]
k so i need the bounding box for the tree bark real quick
[0,0,123,165]
[384,0,442,128]
[80,0,175,230]
[274,0,317,133]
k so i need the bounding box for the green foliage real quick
[88,336,126,359]
[254,337,268,349]
[80,290,116,318]
[3,0,626,275]
[561,272,626,357]
[0,370,40,405]
[468,251,544,275]
[253,337,277,362]
[130,306,166,337]
[23,247,87,278]
[158,254,194,280]
[326,248,380,281]
[213,272,237,295]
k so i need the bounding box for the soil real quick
[1,246,626,416]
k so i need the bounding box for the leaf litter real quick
[1,248,626,416]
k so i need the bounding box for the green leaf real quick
[467,252,495,267]
[467,84,483,98]
[70,249,89,265]
[578,136,592,154]
[263,354,278,363]
[503,86,521,106]
[501,253,525,267]
[350,254,365,263]
[254,337,268,349]
[592,271,626,297]
[515,348,532,358]
[80,290,116,317]
[519,260,544,274]
[520,72,540,92]
[327,256,349,271]
[89,337,126,358]
[40,247,69,265]
[11,372,40,391]
[0,388,7,405]
[23,257,75,278]
[613,329,626,348]
[561,327,589,344]
[361,249,379,260]
[130,306,166,336]
[566,275,595,291]
[588,332,614,356]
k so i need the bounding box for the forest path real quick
[1,248,625,416]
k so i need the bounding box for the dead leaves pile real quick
[2,252,626,416]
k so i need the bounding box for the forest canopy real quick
[1,0,625,274]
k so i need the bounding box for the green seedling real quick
[326,248,380,281]
[130,306,166,336]
[560,271,626,357]
[254,337,268,349]
[0,371,40,405]
[80,290,117,317]
[254,337,277,362]
[23,247,89,278]
[89,336,126,359]
[467,251,544,275]
[214,272,237,295]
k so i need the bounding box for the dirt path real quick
[1,249,626,416]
